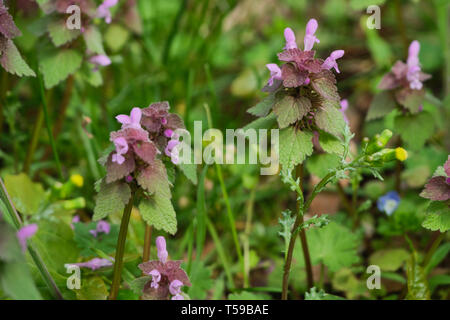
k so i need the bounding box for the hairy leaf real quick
[315,105,346,139]
[47,18,80,47]
[139,192,177,235]
[93,181,131,221]
[273,95,311,129]
[39,49,82,88]
[0,40,35,77]
[279,127,313,171]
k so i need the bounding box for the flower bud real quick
[366,129,393,154]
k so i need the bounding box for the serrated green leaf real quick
[83,25,105,55]
[139,192,177,235]
[273,95,311,129]
[422,201,450,232]
[315,105,346,139]
[47,19,80,47]
[318,130,344,155]
[93,181,131,221]
[3,173,45,215]
[310,76,340,102]
[279,127,313,171]
[295,222,361,272]
[247,93,275,117]
[0,40,35,77]
[39,49,82,88]
[367,92,396,121]
[394,112,434,151]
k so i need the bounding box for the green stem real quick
[38,72,63,180]
[142,224,152,264]
[0,177,63,300]
[206,217,234,289]
[282,171,334,300]
[108,191,135,300]
[423,232,445,269]
[243,187,256,288]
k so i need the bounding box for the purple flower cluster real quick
[378,41,431,113]
[138,236,191,300]
[263,19,344,93]
[89,220,110,237]
[98,102,185,197]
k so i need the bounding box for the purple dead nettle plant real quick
[247,18,347,172]
[137,236,191,300]
[246,18,348,300]
[368,40,432,120]
[93,101,194,299]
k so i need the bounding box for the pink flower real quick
[71,215,80,230]
[116,107,142,130]
[303,19,320,51]
[96,0,118,24]
[340,99,349,124]
[164,130,181,165]
[138,236,191,300]
[17,224,38,252]
[406,40,423,90]
[89,54,111,72]
[262,63,283,92]
[72,258,113,270]
[89,54,111,67]
[156,236,168,263]
[322,50,345,73]
[89,220,111,237]
[148,269,161,289]
[283,28,297,50]
[266,64,282,86]
[169,279,183,295]
[112,137,128,165]
[164,129,174,138]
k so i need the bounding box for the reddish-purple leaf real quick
[0,5,21,39]
[133,141,157,164]
[105,153,135,183]
[420,176,450,201]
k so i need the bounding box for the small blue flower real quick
[377,191,400,216]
